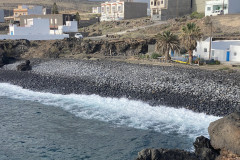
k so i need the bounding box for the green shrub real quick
[151,53,160,59]
[139,54,150,59]
[190,12,204,19]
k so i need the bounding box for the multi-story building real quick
[100,0,147,21]
[205,0,240,16]
[150,0,192,21]
[13,5,43,21]
[19,14,76,30]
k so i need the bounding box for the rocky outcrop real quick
[208,112,240,156]
[135,136,220,160]
[0,38,154,66]
[17,60,32,71]
[136,148,198,160]
[0,39,30,66]
[135,112,240,160]
[193,136,220,160]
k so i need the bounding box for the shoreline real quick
[0,59,239,117]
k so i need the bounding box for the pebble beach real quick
[0,59,239,116]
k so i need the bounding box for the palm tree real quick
[155,31,180,62]
[180,23,202,64]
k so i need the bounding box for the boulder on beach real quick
[17,60,32,71]
[193,136,220,160]
[208,112,240,155]
[135,148,198,160]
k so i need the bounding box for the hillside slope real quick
[0,0,99,13]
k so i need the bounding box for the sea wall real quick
[0,59,239,117]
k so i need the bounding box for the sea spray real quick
[0,82,220,139]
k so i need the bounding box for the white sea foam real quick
[0,83,220,138]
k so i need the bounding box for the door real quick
[171,50,174,57]
[226,51,230,61]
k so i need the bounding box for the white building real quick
[205,0,240,16]
[0,9,4,22]
[193,38,240,62]
[0,18,69,40]
[50,21,78,34]
[92,7,101,14]
[101,1,147,21]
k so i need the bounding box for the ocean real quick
[0,83,220,160]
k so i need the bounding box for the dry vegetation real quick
[82,14,240,40]
[79,17,154,37]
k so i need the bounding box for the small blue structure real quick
[226,51,230,61]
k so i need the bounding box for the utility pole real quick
[222,0,224,15]
[209,21,213,60]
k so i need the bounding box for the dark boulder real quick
[17,60,32,71]
[193,136,220,160]
[136,148,198,160]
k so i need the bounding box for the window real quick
[106,6,110,13]
[157,1,160,5]
[118,5,122,12]
[154,0,156,6]
[51,18,53,24]
[207,7,211,11]
[112,6,116,12]
[102,6,105,13]
[234,52,237,56]
[161,0,163,4]
[151,1,153,5]
[204,48,207,52]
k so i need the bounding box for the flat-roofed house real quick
[205,0,240,16]
[193,38,240,62]
[13,5,43,21]
[0,18,69,40]
[101,0,147,21]
[20,14,76,30]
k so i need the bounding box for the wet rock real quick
[17,60,32,71]
[193,136,220,160]
[208,112,240,155]
[135,148,198,160]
